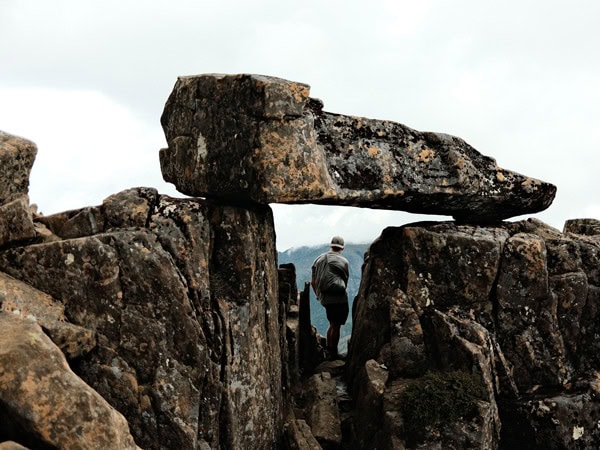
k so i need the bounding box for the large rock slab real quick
[0,271,96,359]
[160,73,556,222]
[347,218,600,448]
[496,231,570,390]
[347,222,508,384]
[0,189,285,450]
[0,131,37,206]
[305,372,342,447]
[0,312,139,449]
[352,360,389,448]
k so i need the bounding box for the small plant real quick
[399,370,488,437]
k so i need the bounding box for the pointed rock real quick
[0,196,36,247]
[160,73,556,222]
[0,131,37,206]
[0,131,37,246]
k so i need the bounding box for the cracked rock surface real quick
[160,73,556,222]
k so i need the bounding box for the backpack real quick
[317,253,347,295]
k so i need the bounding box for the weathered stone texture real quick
[0,312,139,450]
[0,189,284,450]
[283,419,323,450]
[160,73,556,222]
[305,372,342,448]
[160,74,331,205]
[0,271,96,359]
[348,218,600,449]
[352,359,389,449]
[0,131,37,247]
[1,82,597,450]
[0,131,37,205]
[0,196,36,247]
[564,218,600,236]
[500,386,600,449]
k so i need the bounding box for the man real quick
[311,236,350,359]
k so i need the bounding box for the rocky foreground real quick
[0,75,599,449]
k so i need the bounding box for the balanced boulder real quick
[160,74,556,222]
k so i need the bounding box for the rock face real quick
[347,218,600,449]
[160,73,556,222]
[304,372,342,447]
[0,271,96,359]
[0,131,36,206]
[0,312,140,450]
[0,188,285,449]
[0,132,36,247]
[1,78,597,450]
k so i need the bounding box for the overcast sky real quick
[1,0,599,251]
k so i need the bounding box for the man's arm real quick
[311,254,324,297]
[344,260,350,284]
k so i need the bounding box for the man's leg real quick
[326,322,341,355]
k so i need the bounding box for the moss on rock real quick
[400,370,488,437]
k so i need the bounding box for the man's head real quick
[330,235,345,252]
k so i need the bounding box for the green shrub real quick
[399,370,488,437]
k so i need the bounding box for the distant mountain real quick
[278,242,370,352]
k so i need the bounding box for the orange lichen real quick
[368,147,379,157]
[496,172,506,182]
[290,83,309,102]
[415,148,435,163]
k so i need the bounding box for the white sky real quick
[1,0,599,251]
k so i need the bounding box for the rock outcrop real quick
[0,312,139,450]
[0,132,36,206]
[160,73,556,222]
[0,132,36,247]
[0,185,285,449]
[0,271,96,359]
[0,73,597,450]
[347,218,600,449]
